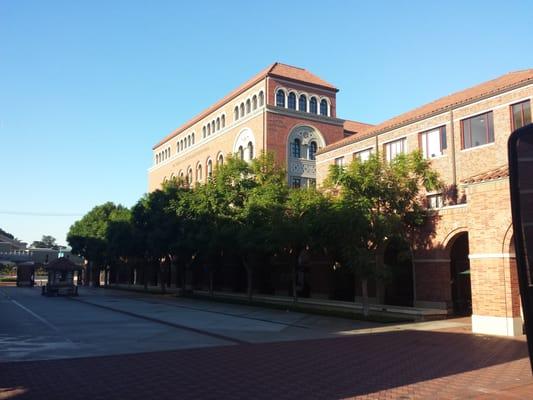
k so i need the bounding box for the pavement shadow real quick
[0,329,530,399]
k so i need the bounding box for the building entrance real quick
[449,232,472,315]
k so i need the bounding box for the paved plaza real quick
[0,286,532,399]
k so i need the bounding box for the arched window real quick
[216,117,220,131]
[309,141,317,160]
[320,99,328,116]
[299,95,307,112]
[238,146,244,160]
[176,142,179,153]
[207,124,211,136]
[247,141,254,160]
[292,138,301,158]
[187,168,193,184]
[217,153,224,166]
[258,91,264,106]
[191,133,195,144]
[240,103,245,118]
[246,99,251,114]
[288,92,296,110]
[252,95,257,110]
[203,126,206,138]
[276,90,285,107]
[179,170,184,179]
[207,159,213,179]
[234,106,239,121]
[211,121,215,133]
[310,97,318,114]
[221,115,226,128]
[156,154,159,164]
[196,164,202,182]
[187,136,191,147]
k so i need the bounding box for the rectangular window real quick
[353,148,373,162]
[291,177,301,189]
[427,193,443,209]
[419,126,446,159]
[511,100,531,131]
[461,111,494,149]
[334,157,345,167]
[384,138,406,162]
[307,178,316,188]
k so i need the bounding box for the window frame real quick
[276,90,286,107]
[419,126,447,159]
[384,137,407,162]
[353,147,373,162]
[461,111,494,150]
[510,100,532,131]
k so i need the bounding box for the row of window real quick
[335,99,532,167]
[234,91,265,121]
[276,89,330,117]
[202,114,226,139]
[155,147,171,164]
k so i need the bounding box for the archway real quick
[384,237,413,307]
[449,232,472,315]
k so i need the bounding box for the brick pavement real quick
[1,329,532,400]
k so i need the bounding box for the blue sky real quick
[1,0,533,245]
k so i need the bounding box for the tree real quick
[67,202,130,286]
[31,235,59,250]
[325,151,441,316]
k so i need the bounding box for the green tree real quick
[67,202,130,286]
[326,151,441,316]
[31,235,59,249]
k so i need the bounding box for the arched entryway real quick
[384,238,414,307]
[449,232,472,315]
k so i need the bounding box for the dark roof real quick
[44,257,83,271]
[153,62,337,149]
[320,69,533,154]
[461,165,509,185]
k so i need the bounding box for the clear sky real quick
[1,0,533,246]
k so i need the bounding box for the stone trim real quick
[468,253,516,259]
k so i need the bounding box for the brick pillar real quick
[467,179,522,336]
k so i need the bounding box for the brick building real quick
[148,63,370,191]
[317,70,533,336]
[149,64,532,337]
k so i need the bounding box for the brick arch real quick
[502,222,514,254]
[442,227,469,252]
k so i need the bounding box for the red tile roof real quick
[343,120,374,135]
[153,63,337,149]
[461,165,509,185]
[320,69,533,154]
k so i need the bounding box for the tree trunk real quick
[361,278,369,318]
[209,269,214,297]
[242,256,253,302]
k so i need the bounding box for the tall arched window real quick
[258,91,264,106]
[176,142,179,153]
[187,168,193,184]
[309,141,317,160]
[180,140,183,151]
[207,159,213,179]
[238,146,244,160]
[156,154,159,164]
[191,133,195,144]
[221,115,226,128]
[196,164,202,182]
[246,99,251,114]
[320,99,328,116]
[203,126,206,138]
[187,136,191,147]
[240,103,245,118]
[288,92,296,110]
[207,124,211,135]
[299,95,307,112]
[216,117,220,131]
[276,90,285,107]
[252,95,257,110]
[234,106,239,121]
[310,97,318,114]
[211,121,215,133]
[247,141,254,160]
[292,138,301,158]
[217,153,224,166]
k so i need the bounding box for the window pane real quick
[299,95,307,112]
[276,90,285,107]
[513,103,523,129]
[469,114,487,147]
[462,120,471,149]
[427,129,441,158]
[524,101,532,125]
[440,126,447,150]
[320,99,328,116]
[310,97,317,114]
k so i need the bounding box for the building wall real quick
[316,82,532,336]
